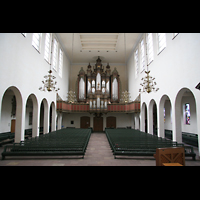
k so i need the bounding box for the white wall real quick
[0,33,70,141]
[127,33,200,103]
[127,33,200,151]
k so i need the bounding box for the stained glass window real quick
[185,103,190,125]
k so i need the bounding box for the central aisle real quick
[83,132,155,166]
[84,132,114,165]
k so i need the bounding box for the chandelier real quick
[120,90,131,103]
[139,70,159,93]
[67,90,77,103]
[39,69,60,92]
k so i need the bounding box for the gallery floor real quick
[0,133,200,166]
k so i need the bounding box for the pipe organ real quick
[77,57,120,115]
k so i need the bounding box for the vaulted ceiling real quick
[56,33,142,64]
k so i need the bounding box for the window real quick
[146,33,154,65]
[44,33,52,63]
[52,38,58,71]
[157,33,166,54]
[164,108,165,122]
[135,48,139,77]
[32,33,42,52]
[185,103,190,125]
[21,33,27,37]
[140,39,145,72]
[58,48,63,77]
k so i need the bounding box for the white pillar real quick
[43,103,49,134]
[195,97,200,156]
[148,104,153,135]
[140,103,146,132]
[51,103,56,132]
[158,101,165,138]
[134,113,140,130]
[172,101,182,143]
[15,100,25,143]
[32,102,40,137]
[57,112,63,130]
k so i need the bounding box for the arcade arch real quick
[148,99,157,135]
[0,86,24,143]
[141,102,147,133]
[39,98,49,135]
[25,93,39,138]
[49,101,56,132]
[158,95,172,138]
[173,87,197,143]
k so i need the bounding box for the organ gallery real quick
[77,56,120,114]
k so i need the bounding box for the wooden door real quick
[106,116,116,128]
[93,117,103,132]
[80,116,90,129]
[11,119,16,133]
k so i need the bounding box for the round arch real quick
[158,94,172,138]
[0,86,24,142]
[173,87,197,143]
[25,93,39,138]
[141,102,147,133]
[148,99,157,135]
[39,98,49,135]
[49,101,56,132]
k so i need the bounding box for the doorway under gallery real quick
[93,116,103,132]
[80,116,90,129]
[106,116,116,129]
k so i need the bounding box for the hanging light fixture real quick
[120,90,131,103]
[139,70,159,93]
[67,90,77,103]
[39,35,60,92]
[39,69,60,92]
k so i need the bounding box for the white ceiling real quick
[56,33,142,64]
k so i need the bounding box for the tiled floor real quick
[0,132,200,166]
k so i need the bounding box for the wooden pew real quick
[2,128,92,160]
[154,147,185,166]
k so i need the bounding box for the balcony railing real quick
[57,101,140,113]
